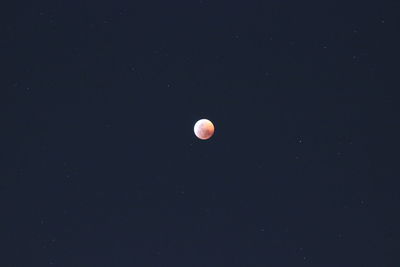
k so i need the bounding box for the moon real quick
[194,119,215,140]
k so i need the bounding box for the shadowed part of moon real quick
[194,119,215,140]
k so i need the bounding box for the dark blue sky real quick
[2,0,399,266]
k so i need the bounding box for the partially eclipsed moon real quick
[194,119,215,140]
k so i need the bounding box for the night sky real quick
[2,1,400,266]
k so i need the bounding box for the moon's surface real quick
[194,119,215,140]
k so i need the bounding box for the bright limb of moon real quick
[194,119,215,140]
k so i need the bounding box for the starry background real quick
[1,0,400,266]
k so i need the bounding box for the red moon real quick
[194,119,215,140]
